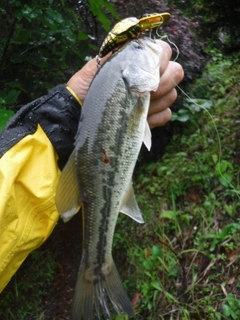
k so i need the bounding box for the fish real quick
[55,37,162,319]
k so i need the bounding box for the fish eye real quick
[132,41,143,50]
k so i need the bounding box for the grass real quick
[0,250,57,319]
[1,53,240,319]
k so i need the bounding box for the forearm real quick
[0,84,81,170]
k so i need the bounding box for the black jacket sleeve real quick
[0,85,81,170]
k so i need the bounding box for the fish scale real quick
[80,97,147,267]
[55,37,162,319]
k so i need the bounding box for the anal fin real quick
[143,120,152,151]
[55,151,82,222]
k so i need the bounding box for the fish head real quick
[120,37,162,94]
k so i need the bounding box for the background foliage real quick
[0,0,95,108]
[0,0,207,111]
[168,0,240,53]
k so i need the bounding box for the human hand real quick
[67,55,110,104]
[67,40,184,129]
[148,40,184,128]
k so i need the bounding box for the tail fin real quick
[71,252,134,320]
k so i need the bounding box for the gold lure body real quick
[98,12,171,58]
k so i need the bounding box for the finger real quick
[67,54,111,101]
[148,89,177,117]
[151,61,184,99]
[148,108,172,129]
[77,53,111,83]
[155,40,172,74]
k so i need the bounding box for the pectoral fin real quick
[120,182,144,223]
[143,120,152,151]
[55,151,82,222]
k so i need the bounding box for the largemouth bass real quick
[56,37,162,319]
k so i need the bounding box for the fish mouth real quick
[129,37,162,93]
[136,37,162,75]
[138,37,162,55]
[138,37,159,51]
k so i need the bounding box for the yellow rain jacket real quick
[0,85,81,292]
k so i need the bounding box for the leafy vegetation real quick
[0,0,117,108]
[0,109,14,132]
[168,0,240,53]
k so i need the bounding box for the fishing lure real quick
[97,12,171,64]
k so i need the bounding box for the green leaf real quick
[219,172,233,187]
[230,311,238,319]
[144,271,152,278]
[78,31,88,40]
[150,280,162,291]
[88,1,111,31]
[0,109,14,132]
[21,5,39,22]
[216,160,233,175]
[151,245,161,258]
[160,210,177,221]
[88,0,119,31]
[224,204,233,216]
[147,300,152,310]
[172,109,191,122]
[100,0,119,19]
[0,89,21,106]
[177,114,190,122]
[171,112,180,121]
[143,260,154,270]
[226,294,240,310]
[222,304,231,316]
[141,282,150,296]
[219,85,226,95]
[216,161,228,174]
[212,154,218,164]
